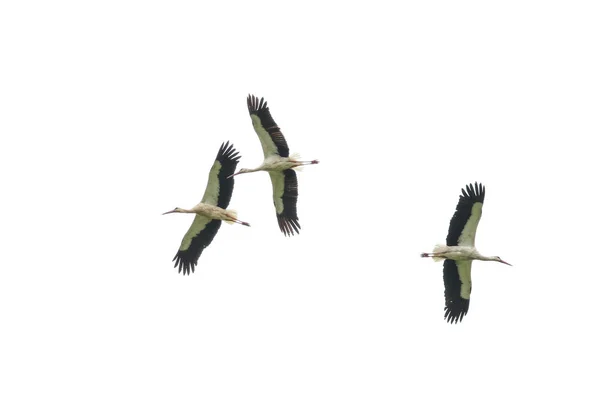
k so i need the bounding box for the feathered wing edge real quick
[247,94,290,157]
[446,182,485,246]
[214,141,241,209]
[276,169,301,236]
[443,259,471,323]
[173,219,222,275]
[171,142,240,275]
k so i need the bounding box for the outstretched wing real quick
[247,94,290,158]
[443,259,472,323]
[171,142,240,275]
[269,169,300,236]
[446,182,485,247]
[200,141,241,208]
[173,218,222,275]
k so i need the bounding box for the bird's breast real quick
[262,157,295,171]
[444,246,478,260]
[192,203,222,216]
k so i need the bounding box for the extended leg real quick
[420,252,448,258]
[298,160,319,165]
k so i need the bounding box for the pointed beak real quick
[500,260,512,266]
[162,209,177,215]
[227,171,240,179]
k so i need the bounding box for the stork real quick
[163,142,250,275]
[228,95,319,236]
[421,183,511,323]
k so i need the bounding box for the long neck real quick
[470,249,491,261]
[241,166,265,174]
[473,250,509,265]
[478,253,497,262]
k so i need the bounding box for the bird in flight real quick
[229,95,318,236]
[164,142,250,275]
[421,183,511,323]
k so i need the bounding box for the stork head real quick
[493,256,512,266]
[162,207,185,215]
[227,168,250,179]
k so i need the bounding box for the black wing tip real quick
[444,303,469,323]
[247,94,268,114]
[172,254,197,276]
[216,141,241,164]
[277,215,301,236]
[442,259,470,323]
[170,220,222,274]
[460,182,485,203]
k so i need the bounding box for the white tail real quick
[225,209,238,224]
[290,152,304,171]
[432,244,446,262]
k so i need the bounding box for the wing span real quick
[172,142,240,275]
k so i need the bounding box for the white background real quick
[1,1,599,399]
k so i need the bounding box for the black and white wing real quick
[442,182,485,322]
[173,218,221,275]
[247,94,290,158]
[446,182,485,247]
[443,259,472,323]
[199,141,241,208]
[172,142,241,274]
[269,169,300,236]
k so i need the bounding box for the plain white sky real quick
[1,1,599,399]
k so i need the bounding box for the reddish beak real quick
[500,260,512,266]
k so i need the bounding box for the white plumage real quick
[163,142,249,275]
[229,95,319,236]
[421,183,511,323]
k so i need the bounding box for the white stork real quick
[421,183,511,323]
[228,95,319,236]
[163,142,250,275]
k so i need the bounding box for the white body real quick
[239,154,305,174]
[175,204,241,251]
[190,202,238,222]
[430,244,483,262]
[260,156,299,171]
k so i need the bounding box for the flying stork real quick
[163,142,250,275]
[228,95,319,236]
[421,183,511,323]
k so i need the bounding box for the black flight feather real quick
[277,169,301,236]
[173,220,222,275]
[215,141,241,209]
[443,259,471,323]
[171,142,241,275]
[247,94,290,157]
[446,182,485,246]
